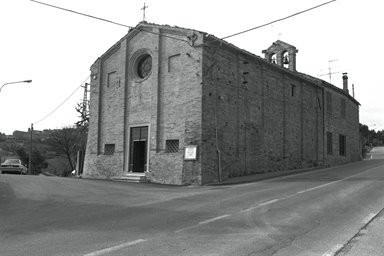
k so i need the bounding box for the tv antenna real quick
[318,59,339,84]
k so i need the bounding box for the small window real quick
[107,71,116,87]
[341,98,346,118]
[326,92,332,114]
[104,144,115,155]
[339,135,346,156]
[327,132,333,155]
[291,84,296,97]
[165,140,179,153]
[168,54,181,72]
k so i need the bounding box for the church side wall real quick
[201,46,323,184]
[323,87,360,165]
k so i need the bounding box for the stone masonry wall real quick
[147,29,203,185]
[84,24,360,185]
[83,39,127,179]
[201,43,324,184]
[84,25,204,184]
[323,86,360,165]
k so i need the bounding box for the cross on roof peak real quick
[141,3,148,22]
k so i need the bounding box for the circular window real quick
[137,54,152,79]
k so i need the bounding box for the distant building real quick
[83,22,360,185]
[12,130,44,141]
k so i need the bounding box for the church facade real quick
[82,22,360,185]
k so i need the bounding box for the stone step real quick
[112,173,150,183]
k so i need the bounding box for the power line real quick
[218,0,337,41]
[29,0,192,46]
[30,0,132,28]
[30,0,336,48]
[34,76,90,125]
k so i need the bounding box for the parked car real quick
[0,159,27,175]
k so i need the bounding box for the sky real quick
[0,0,383,135]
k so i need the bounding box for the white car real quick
[0,159,27,175]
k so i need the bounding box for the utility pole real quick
[81,83,89,121]
[28,123,33,175]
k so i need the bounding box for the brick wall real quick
[323,86,360,165]
[147,28,203,185]
[83,25,204,185]
[83,23,360,185]
[200,39,358,184]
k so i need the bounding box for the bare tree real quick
[75,102,89,128]
[47,126,87,173]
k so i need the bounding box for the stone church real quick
[83,22,360,185]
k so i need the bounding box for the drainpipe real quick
[214,81,222,182]
[322,87,325,166]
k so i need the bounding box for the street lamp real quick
[0,80,32,173]
[0,80,32,95]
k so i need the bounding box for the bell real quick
[283,55,289,65]
[272,58,276,64]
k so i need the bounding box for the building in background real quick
[83,22,360,185]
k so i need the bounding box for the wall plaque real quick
[184,145,197,160]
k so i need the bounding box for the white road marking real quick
[198,214,231,225]
[178,165,383,233]
[240,206,260,213]
[83,239,146,256]
[241,199,280,212]
[297,180,340,194]
[362,213,376,224]
[236,159,381,188]
[175,214,232,233]
[259,199,279,206]
[323,244,343,256]
[297,165,383,195]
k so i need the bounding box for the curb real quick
[205,166,327,186]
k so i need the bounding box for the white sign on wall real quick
[184,145,197,160]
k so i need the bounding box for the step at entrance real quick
[112,173,149,183]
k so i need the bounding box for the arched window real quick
[271,53,277,64]
[283,51,289,69]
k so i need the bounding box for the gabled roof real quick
[92,22,360,106]
[94,22,206,63]
[263,40,297,53]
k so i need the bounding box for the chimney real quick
[342,73,349,93]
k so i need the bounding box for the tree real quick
[75,102,89,128]
[360,123,369,143]
[47,126,87,174]
[16,147,47,175]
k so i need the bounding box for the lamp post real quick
[0,80,32,172]
[28,123,33,175]
[0,80,32,95]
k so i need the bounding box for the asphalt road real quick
[1,147,383,256]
